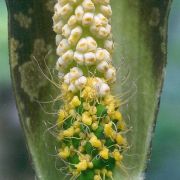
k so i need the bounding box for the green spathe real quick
[5,0,172,179]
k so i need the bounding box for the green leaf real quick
[5,0,172,179]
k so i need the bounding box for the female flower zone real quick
[53,0,127,179]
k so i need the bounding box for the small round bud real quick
[56,39,70,56]
[56,57,66,70]
[84,52,96,65]
[96,48,111,62]
[64,73,71,84]
[82,12,94,26]
[99,83,110,96]
[60,3,73,16]
[54,3,61,13]
[75,76,87,90]
[58,72,64,79]
[68,26,83,45]
[62,50,74,63]
[98,26,109,38]
[75,5,84,22]
[105,67,116,82]
[76,38,88,53]
[62,24,71,38]
[68,15,77,27]
[70,67,83,78]
[100,5,112,17]
[96,61,109,73]
[104,39,114,53]
[55,34,63,46]
[82,0,95,12]
[96,13,108,26]
[74,51,84,65]
[68,83,77,93]
[53,21,64,33]
[86,36,97,52]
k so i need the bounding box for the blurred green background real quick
[0,1,180,180]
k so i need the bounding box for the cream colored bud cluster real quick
[92,77,110,97]
[53,0,116,85]
[63,67,110,97]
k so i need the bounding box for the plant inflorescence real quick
[53,0,128,179]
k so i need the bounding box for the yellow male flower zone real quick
[53,0,127,179]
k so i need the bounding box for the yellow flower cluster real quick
[53,0,127,179]
[57,94,127,179]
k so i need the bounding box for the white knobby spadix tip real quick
[53,0,116,89]
[53,0,116,90]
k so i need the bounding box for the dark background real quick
[0,1,180,180]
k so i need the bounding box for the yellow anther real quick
[81,86,97,100]
[112,111,122,121]
[68,26,82,45]
[101,168,107,175]
[82,0,95,12]
[92,115,97,121]
[69,109,76,117]
[90,135,102,148]
[68,15,77,27]
[70,96,81,108]
[79,132,86,139]
[107,103,115,115]
[103,94,115,105]
[82,12,94,26]
[86,77,95,86]
[82,111,92,126]
[99,147,109,159]
[84,154,91,161]
[117,121,126,130]
[60,3,73,16]
[57,132,64,140]
[76,115,82,121]
[61,83,69,92]
[105,68,116,83]
[75,5,84,22]
[63,127,74,137]
[87,36,97,52]
[67,93,74,101]
[104,116,110,123]
[83,102,91,110]
[100,5,112,17]
[84,52,96,65]
[75,160,88,172]
[95,169,101,174]
[75,127,81,133]
[116,134,126,145]
[72,170,79,176]
[91,122,98,130]
[58,146,70,159]
[79,145,85,152]
[58,109,67,122]
[76,38,88,53]
[89,106,97,115]
[94,175,101,180]
[112,149,123,161]
[104,123,114,137]
[106,171,113,178]
[73,121,80,128]
[88,162,94,168]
